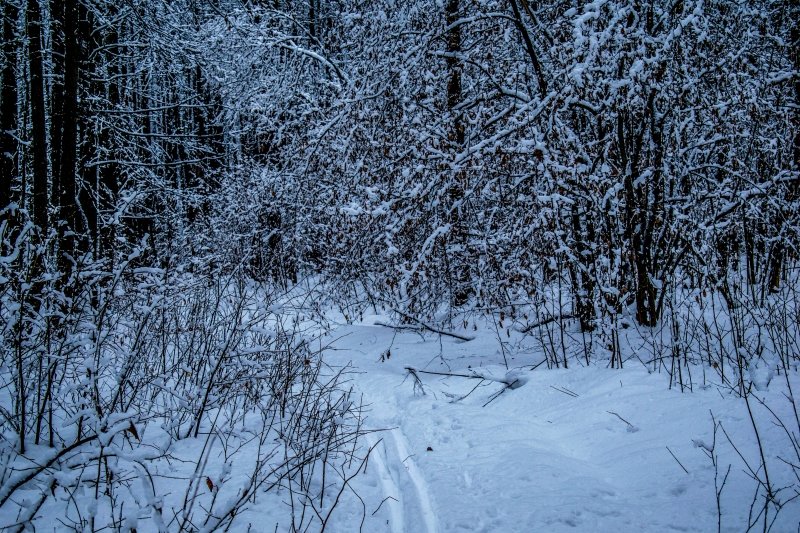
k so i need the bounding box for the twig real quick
[319,444,377,532]
[382,309,475,342]
[606,410,633,426]
[443,379,485,403]
[404,367,521,407]
[372,496,399,516]
[529,358,548,371]
[481,380,518,407]
[516,313,576,334]
[375,320,474,342]
[551,385,579,398]
[405,367,486,381]
[666,446,690,475]
[404,367,427,395]
[373,321,427,341]
[607,410,638,432]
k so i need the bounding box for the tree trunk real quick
[507,0,546,99]
[445,0,463,148]
[445,0,471,307]
[308,0,316,41]
[570,204,596,331]
[77,3,100,257]
[770,8,800,294]
[56,0,80,259]
[49,0,64,206]
[97,22,119,263]
[1,1,18,210]
[27,0,48,234]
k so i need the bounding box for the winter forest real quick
[0,0,799,531]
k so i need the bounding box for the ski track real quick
[367,432,405,533]
[326,323,800,532]
[388,428,439,533]
[367,427,439,533]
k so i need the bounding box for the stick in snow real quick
[551,385,579,398]
[372,496,399,516]
[516,313,576,334]
[607,410,638,432]
[376,308,475,342]
[666,446,690,475]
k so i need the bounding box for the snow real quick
[2,296,799,532]
[316,318,800,532]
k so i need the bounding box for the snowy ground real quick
[315,316,800,533]
[5,308,798,532]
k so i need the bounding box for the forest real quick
[0,0,798,531]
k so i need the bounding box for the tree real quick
[26,0,47,236]
[0,1,18,211]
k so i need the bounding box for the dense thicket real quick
[217,0,798,333]
[2,0,795,321]
[0,0,798,530]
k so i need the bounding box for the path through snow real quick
[321,321,800,532]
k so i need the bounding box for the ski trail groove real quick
[389,428,439,533]
[366,428,439,533]
[367,433,405,533]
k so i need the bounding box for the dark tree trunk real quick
[618,87,665,327]
[27,0,48,234]
[1,1,18,210]
[445,0,463,148]
[445,0,472,307]
[308,0,316,41]
[769,10,800,293]
[49,0,64,204]
[57,0,80,259]
[3,0,23,459]
[507,0,546,99]
[570,205,596,332]
[76,3,99,256]
[19,0,52,457]
[97,22,119,262]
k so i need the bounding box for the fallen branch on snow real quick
[404,367,521,406]
[376,309,474,342]
[515,313,576,334]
